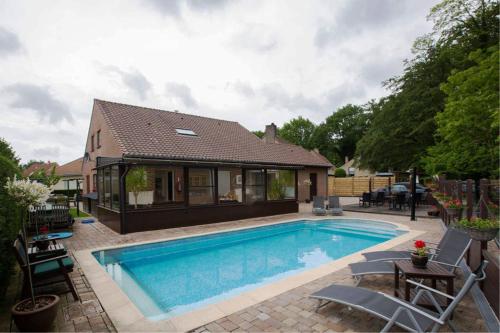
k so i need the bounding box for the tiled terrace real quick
[1,201,489,332]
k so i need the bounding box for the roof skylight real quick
[175,128,197,136]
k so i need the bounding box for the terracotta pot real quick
[411,253,428,268]
[11,295,60,332]
[462,227,499,242]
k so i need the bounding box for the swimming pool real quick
[93,219,405,320]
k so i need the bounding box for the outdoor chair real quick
[312,196,327,216]
[362,228,458,262]
[50,204,74,229]
[359,192,371,207]
[13,239,79,301]
[370,191,385,206]
[393,192,407,210]
[349,229,471,285]
[327,196,343,216]
[311,261,488,332]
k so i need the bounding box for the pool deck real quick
[2,201,489,332]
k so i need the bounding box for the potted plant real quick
[411,240,429,268]
[125,167,148,209]
[303,179,312,203]
[5,176,59,332]
[35,225,50,251]
[456,217,499,241]
[443,199,462,216]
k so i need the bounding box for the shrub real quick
[334,168,347,177]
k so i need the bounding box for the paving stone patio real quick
[1,202,489,332]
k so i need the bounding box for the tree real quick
[31,165,61,188]
[252,130,264,139]
[126,167,148,209]
[278,117,316,149]
[0,138,20,165]
[356,0,498,172]
[424,47,499,179]
[334,168,347,178]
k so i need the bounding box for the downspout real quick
[119,164,130,234]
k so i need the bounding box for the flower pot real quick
[36,239,50,251]
[411,253,428,268]
[11,295,60,332]
[445,207,461,216]
[461,227,499,242]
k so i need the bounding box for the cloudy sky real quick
[0,0,439,164]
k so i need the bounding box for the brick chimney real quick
[263,123,277,143]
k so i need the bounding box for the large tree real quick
[278,116,316,149]
[424,47,499,179]
[311,104,372,166]
[356,0,498,172]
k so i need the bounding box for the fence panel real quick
[328,176,395,197]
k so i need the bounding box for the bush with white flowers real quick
[4,176,51,208]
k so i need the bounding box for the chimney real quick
[345,156,349,164]
[263,123,277,143]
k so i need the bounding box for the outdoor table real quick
[394,260,455,308]
[28,243,66,261]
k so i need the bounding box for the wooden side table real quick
[394,260,455,307]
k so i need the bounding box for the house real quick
[330,157,375,177]
[82,99,332,234]
[22,161,58,178]
[53,157,83,194]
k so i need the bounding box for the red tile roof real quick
[95,99,332,168]
[55,157,83,176]
[22,162,58,178]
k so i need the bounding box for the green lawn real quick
[69,208,91,218]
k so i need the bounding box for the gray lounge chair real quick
[311,261,488,332]
[312,196,326,216]
[362,228,458,262]
[327,196,343,216]
[350,229,471,284]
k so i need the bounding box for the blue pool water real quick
[93,219,405,320]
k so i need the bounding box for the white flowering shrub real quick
[4,176,51,207]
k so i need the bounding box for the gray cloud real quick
[260,84,321,113]
[143,0,229,17]
[315,0,412,48]
[103,66,152,100]
[32,146,60,160]
[0,26,21,57]
[165,82,198,108]
[230,24,277,53]
[3,84,74,124]
[231,81,255,97]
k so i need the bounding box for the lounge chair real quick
[311,261,488,332]
[13,239,79,301]
[312,196,326,216]
[350,229,471,284]
[361,228,458,262]
[327,196,343,216]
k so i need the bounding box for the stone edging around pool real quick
[74,217,424,332]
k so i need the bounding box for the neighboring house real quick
[22,161,59,178]
[82,99,332,234]
[330,157,375,177]
[53,157,83,193]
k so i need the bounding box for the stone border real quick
[75,217,424,332]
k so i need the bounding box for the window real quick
[245,169,265,203]
[98,169,104,205]
[91,135,95,152]
[189,168,214,205]
[97,130,101,148]
[111,166,119,209]
[218,168,242,203]
[92,173,97,192]
[103,167,111,207]
[267,170,295,200]
[175,128,197,136]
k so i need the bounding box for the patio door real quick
[154,170,174,203]
[309,173,317,200]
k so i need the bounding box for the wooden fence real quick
[328,176,396,197]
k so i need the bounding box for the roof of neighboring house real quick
[22,162,58,178]
[55,157,83,177]
[94,99,332,167]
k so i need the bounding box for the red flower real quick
[414,240,426,249]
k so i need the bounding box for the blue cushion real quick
[33,257,74,275]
